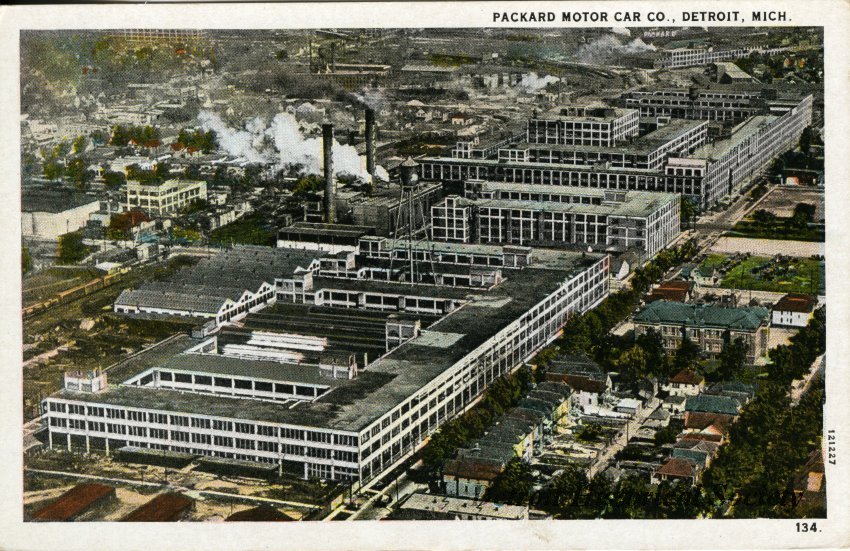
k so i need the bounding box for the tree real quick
[612,345,649,384]
[636,329,669,378]
[799,126,813,157]
[104,170,126,190]
[292,174,323,196]
[57,231,88,264]
[66,157,92,190]
[72,135,88,155]
[715,337,748,382]
[22,246,33,275]
[537,464,587,516]
[791,203,816,229]
[484,458,535,505]
[680,196,698,231]
[753,209,776,226]
[673,336,701,372]
[184,163,201,180]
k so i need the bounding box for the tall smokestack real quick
[365,107,377,180]
[322,123,336,223]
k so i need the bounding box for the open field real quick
[756,186,824,221]
[24,450,334,520]
[709,237,824,258]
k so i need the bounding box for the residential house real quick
[442,456,506,500]
[683,393,741,431]
[647,280,696,303]
[772,293,817,328]
[545,354,611,410]
[663,368,705,397]
[652,457,698,486]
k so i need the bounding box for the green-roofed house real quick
[633,301,770,363]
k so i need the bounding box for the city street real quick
[587,396,661,478]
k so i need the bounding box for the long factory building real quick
[431,182,681,258]
[418,94,813,208]
[43,240,610,485]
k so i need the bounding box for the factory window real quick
[336,434,357,447]
[255,381,273,392]
[282,443,302,455]
[191,418,211,429]
[213,420,233,432]
[275,383,294,395]
[257,425,277,437]
[213,436,233,448]
[150,428,168,440]
[191,433,211,444]
[235,438,255,450]
[195,375,212,386]
[68,404,85,415]
[50,418,67,427]
[128,426,147,437]
[172,431,190,442]
[282,428,303,440]
[159,371,173,381]
[69,419,86,430]
[214,377,232,388]
[295,386,314,397]
[235,422,254,434]
[149,413,167,425]
[234,379,252,390]
[257,441,276,452]
[49,402,66,413]
[107,423,125,434]
[170,415,189,426]
[174,373,192,384]
[307,431,332,444]
[128,411,146,422]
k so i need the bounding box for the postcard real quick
[1,1,848,549]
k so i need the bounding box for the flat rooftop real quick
[56,248,606,433]
[422,156,660,176]
[515,119,706,156]
[22,188,99,213]
[535,106,636,123]
[691,115,777,161]
[476,190,678,218]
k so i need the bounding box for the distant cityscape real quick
[21,27,825,522]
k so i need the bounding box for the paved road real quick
[346,471,425,520]
[791,354,825,406]
[587,396,661,478]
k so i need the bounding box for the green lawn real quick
[719,256,824,294]
[209,213,276,247]
[699,254,728,273]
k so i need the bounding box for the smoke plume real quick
[576,35,657,64]
[518,72,560,93]
[198,110,386,181]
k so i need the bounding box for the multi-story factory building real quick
[654,46,787,69]
[431,182,680,258]
[525,107,640,147]
[45,241,609,486]
[621,86,814,123]
[419,95,813,208]
[126,179,207,217]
